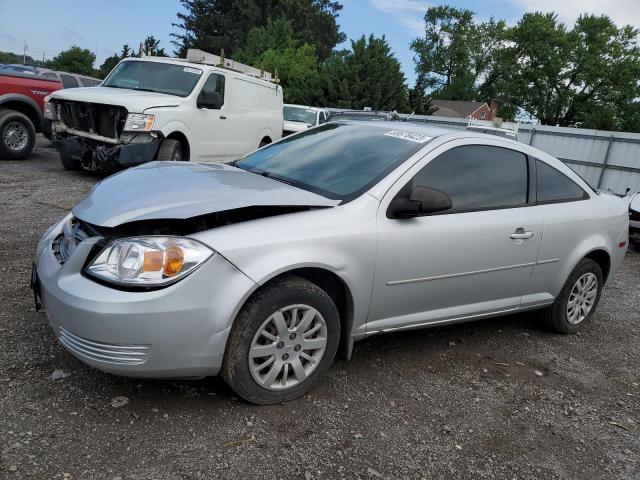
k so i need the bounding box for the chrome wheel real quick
[3,121,28,151]
[566,272,598,325]
[249,304,327,390]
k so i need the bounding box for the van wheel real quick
[259,137,271,148]
[222,276,340,404]
[156,139,182,161]
[60,154,82,170]
[543,258,603,334]
[0,110,36,160]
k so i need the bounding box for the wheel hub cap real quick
[249,304,327,390]
[3,122,28,151]
[566,272,598,325]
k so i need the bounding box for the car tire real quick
[543,258,603,334]
[0,109,36,160]
[156,139,182,161]
[221,276,340,404]
[60,154,82,170]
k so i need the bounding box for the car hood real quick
[283,121,309,133]
[73,162,339,228]
[49,86,180,112]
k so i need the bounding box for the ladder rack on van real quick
[185,49,276,83]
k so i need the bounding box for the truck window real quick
[60,74,79,88]
[198,73,225,108]
[80,77,100,87]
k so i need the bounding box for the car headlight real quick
[85,237,213,287]
[124,113,155,132]
[44,101,56,120]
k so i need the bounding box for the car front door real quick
[367,141,543,333]
[193,72,228,162]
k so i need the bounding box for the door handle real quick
[220,114,227,120]
[510,228,533,240]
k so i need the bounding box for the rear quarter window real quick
[60,74,79,88]
[536,160,588,203]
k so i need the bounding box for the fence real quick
[402,115,640,195]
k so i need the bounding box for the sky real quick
[1,0,639,85]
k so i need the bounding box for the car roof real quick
[333,120,455,138]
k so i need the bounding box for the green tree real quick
[98,54,120,78]
[143,36,167,57]
[171,0,343,61]
[237,18,319,104]
[411,6,507,101]
[322,35,409,111]
[46,46,96,76]
[120,44,133,58]
[408,74,436,115]
[492,13,640,128]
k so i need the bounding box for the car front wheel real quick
[544,258,603,334]
[222,276,340,404]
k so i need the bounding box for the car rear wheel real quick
[0,109,36,160]
[156,139,182,161]
[222,276,340,404]
[544,258,603,334]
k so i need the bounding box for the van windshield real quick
[234,123,430,201]
[103,60,203,97]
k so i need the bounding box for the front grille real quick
[52,218,93,264]
[58,327,149,366]
[56,100,127,139]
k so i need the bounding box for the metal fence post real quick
[596,135,615,189]
[528,127,536,146]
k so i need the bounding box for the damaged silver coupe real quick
[33,122,629,404]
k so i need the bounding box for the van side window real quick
[198,73,225,109]
[60,74,79,88]
[411,145,529,212]
[536,160,588,203]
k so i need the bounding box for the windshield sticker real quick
[384,129,432,143]
[183,67,203,75]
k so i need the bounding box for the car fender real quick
[0,93,43,130]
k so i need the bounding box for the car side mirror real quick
[197,91,223,109]
[387,186,452,218]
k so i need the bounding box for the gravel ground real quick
[0,138,639,480]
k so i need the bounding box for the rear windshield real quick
[235,123,431,201]
[103,60,203,97]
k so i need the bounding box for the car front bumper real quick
[34,218,256,378]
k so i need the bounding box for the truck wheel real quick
[60,154,82,171]
[0,110,36,160]
[156,139,182,161]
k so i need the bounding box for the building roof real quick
[431,100,488,118]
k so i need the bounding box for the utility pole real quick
[23,40,27,64]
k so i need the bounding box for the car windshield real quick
[284,106,317,125]
[102,60,203,97]
[234,123,431,201]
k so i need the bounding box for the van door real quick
[192,72,227,162]
[224,77,257,160]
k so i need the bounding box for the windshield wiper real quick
[249,169,298,188]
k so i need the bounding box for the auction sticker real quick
[384,129,432,143]
[183,67,203,75]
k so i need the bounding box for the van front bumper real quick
[34,218,256,378]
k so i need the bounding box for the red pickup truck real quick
[0,71,62,159]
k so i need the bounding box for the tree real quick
[322,35,409,111]
[408,74,436,115]
[46,46,95,76]
[237,18,319,104]
[98,54,120,78]
[143,36,167,57]
[171,0,344,61]
[120,44,133,58]
[411,6,507,101]
[492,13,640,128]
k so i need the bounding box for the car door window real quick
[536,160,588,203]
[60,74,79,88]
[198,73,225,108]
[411,145,529,212]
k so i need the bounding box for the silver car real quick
[33,122,629,404]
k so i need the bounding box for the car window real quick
[536,160,587,203]
[60,74,79,88]
[412,145,528,212]
[80,77,100,87]
[198,73,225,108]
[41,72,58,79]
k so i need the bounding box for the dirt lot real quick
[0,138,638,480]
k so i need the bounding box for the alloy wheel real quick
[3,122,28,152]
[249,304,327,390]
[566,272,598,325]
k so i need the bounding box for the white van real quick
[283,104,330,136]
[44,53,283,171]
